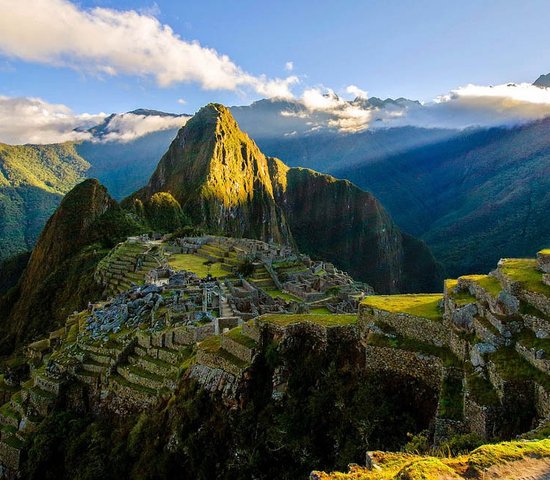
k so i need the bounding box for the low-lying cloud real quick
[0,96,191,145]
[0,0,298,98]
[279,82,550,133]
[0,96,102,144]
[98,113,190,143]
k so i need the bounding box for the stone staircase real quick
[249,263,276,290]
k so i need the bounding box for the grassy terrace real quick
[460,274,502,298]
[225,326,258,349]
[265,289,301,302]
[259,313,356,327]
[361,294,443,321]
[367,332,461,368]
[167,253,228,278]
[489,347,550,391]
[198,335,249,368]
[499,258,550,296]
[445,279,477,306]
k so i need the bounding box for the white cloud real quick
[177,98,187,105]
[0,0,297,98]
[282,87,373,133]
[346,85,368,99]
[99,112,189,142]
[383,82,550,130]
[0,96,103,144]
[285,61,294,71]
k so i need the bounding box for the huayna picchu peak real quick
[132,103,441,294]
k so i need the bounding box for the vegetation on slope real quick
[312,438,550,479]
[0,142,89,262]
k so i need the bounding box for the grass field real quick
[361,294,443,321]
[167,254,228,278]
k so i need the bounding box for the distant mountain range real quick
[2,76,550,278]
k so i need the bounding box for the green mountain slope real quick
[334,119,550,276]
[0,143,89,262]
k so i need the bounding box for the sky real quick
[1,0,550,143]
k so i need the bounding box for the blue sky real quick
[1,0,550,115]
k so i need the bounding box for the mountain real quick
[0,110,188,263]
[333,119,550,277]
[0,179,144,349]
[0,142,89,262]
[533,72,550,87]
[133,103,441,293]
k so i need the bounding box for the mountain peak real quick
[533,73,550,88]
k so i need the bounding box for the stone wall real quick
[515,342,550,374]
[358,307,449,347]
[364,345,444,391]
[221,336,255,363]
[534,383,550,420]
[0,441,21,471]
[196,349,244,377]
[242,322,261,343]
[464,395,498,439]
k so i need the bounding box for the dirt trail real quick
[481,457,550,479]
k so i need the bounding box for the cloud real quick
[0,96,103,144]
[0,0,297,98]
[278,82,550,134]
[345,85,368,99]
[177,98,187,105]
[0,95,192,145]
[282,88,373,133]
[380,82,550,130]
[285,61,294,71]
[98,112,189,142]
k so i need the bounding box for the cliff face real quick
[134,103,441,293]
[268,159,404,292]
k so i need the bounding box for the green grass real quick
[460,274,502,298]
[265,289,301,302]
[445,279,477,306]
[518,328,550,352]
[361,294,443,321]
[499,258,550,296]
[467,438,550,472]
[310,307,331,314]
[489,347,550,391]
[199,335,222,353]
[225,326,258,349]
[259,313,356,327]
[167,253,228,278]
